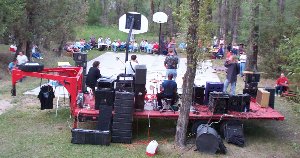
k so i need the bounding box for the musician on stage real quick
[125,55,139,75]
[156,73,178,109]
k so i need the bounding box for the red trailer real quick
[11,66,284,128]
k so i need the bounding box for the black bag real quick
[223,121,245,147]
[19,62,44,72]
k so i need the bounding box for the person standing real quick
[223,55,240,95]
[125,55,139,75]
[16,51,28,66]
[86,61,102,94]
[164,48,179,80]
[239,51,247,77]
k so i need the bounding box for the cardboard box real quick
[256,88,270,107]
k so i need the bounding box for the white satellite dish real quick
[153,12,168,23]
[119,12,148,34]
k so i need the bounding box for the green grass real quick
[75,25,158,43]
[1,26,300,157]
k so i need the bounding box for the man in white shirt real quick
[125,55,139,75]
[16,51,28,66]
[239,51,247,77]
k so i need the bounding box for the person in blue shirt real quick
[8,59,18,74]
[156,73,178,108]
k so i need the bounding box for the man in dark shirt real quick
[156,74,178,108]
[86,61,102,94]
[164,48,179,80]
[223,55,240,95]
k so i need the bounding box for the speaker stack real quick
[111,91,134,144]
[71,128,110,145]
[134,65,147,111]
[205,82,224,105]
[193,85,205,105]
[243,73,260,98]
[208,92,229,114]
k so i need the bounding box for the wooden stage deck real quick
[74,95,284,121]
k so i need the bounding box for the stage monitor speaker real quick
[193,86,205,105]
[135,65,147,84]
[73,52,87,62]
[125,13,141,30]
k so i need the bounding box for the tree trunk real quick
[231,0,241,44]
[217,0,222,38]
[150,0,154,15]
[222,0,228,44]
[175,0,199,148]
[277,0,285,14]
[246,0,259,72]
[100,0,109,25]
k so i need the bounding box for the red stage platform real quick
[74,94,284,126]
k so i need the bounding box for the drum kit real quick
[144,72,165,111]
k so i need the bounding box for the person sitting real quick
[16,51,28,66]
[8,59,18,74]
[152,42,159,54]
[156,73,178,109]
[215,43,225,59]
[275,73,289,96]
[86,61,102,94]
[32,45,43,59]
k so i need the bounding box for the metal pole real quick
[158,23,162,55]
[125,18,135,62]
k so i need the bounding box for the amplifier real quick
[208,92,229,114]
[71,128,110,145]
[205,82,224,105]
[19,62,44,72]
[97,78,115,90]
[75,61,87,68]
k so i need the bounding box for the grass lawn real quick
[1,26,300,157]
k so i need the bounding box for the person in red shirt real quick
[152,42,159,54]
[275,73,289,96]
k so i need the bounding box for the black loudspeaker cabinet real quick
[243,88,257,98]
[71,128,110,145]
[264,87,275,109]
[193,86,205,105]
[228,94,250,112]
[135,65,147,84]
[245,82,258,89]
[97,105,113,131]
[111,135,132,144]
[75,61,87,68]
[112,122,133,131]
[97,78,115,90]
[111,129,132,138]
[208,92,229,114]
[114,99,134,108]
[73,52,87,62]
[115,91,135,100]
[95,89,115,109]
[114,106,134,115]
[245,73,260,83]
[134,84,146,111]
